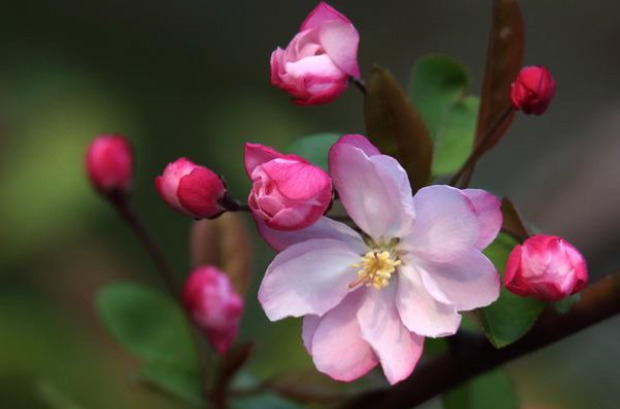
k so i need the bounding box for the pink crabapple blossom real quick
[270,2,361,105]
[510,66,556,115]
[183,266,244,355]
[245,143,333,231]
[85,134,133,196]
[155,158,226,219]
[256,134,502,385]
[505,235,588,302]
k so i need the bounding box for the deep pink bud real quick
[183,266,244,355]
[270,2,360,105]
[505,235,588,302]
[510,66,556,115]
[155,158,226,219]
[86,134,133,196]
[245,143,333,231]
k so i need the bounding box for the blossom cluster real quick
[84,1,586,389]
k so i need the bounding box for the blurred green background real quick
[1,1,619,408]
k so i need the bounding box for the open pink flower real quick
[245,143,332,231]
[270,2,360,105]
[257,134,501,384]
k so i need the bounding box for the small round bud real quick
[155,158,226,219]
[85,134,133,197]
[505,235,588,302]
[510,66,556,115]
[183,266,244,355]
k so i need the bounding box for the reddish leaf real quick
[501,198,529,240]
[474,0,524,153]
[190,213,252,296]
[365,65,433,191]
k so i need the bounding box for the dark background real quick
[0,1,619,408]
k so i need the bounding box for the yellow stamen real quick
[349,250,401,290]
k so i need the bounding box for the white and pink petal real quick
[402,185,479,262]
[310,291,379,381]
[395,263,461,338]
[420,250,500,311]
[258,239,359,321]
[463,189,502,250]
[357,284,424,385]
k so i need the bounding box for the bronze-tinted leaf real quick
[501,198,529,240]
[190,213,252,296]
[474,0,524,153]
[365,65,433,191]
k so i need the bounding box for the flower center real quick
[349,250,402,290]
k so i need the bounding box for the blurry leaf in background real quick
[432,96,479,175]
[478,233,546,348]
[442,369,519,409]
[37,381,88,409]
[286,132,341,171]
[97,282,197,367]
[97,282,204,406]
[410,55,469,138]
[409,55,479,176]
[191,213,252,296]
[365,65,433,191]
[0,59,141,266]
[138,364,204,408]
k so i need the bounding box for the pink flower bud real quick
[183,266,244,355]
[505,235,588,301]
[270,2,360,105]
[85,135,133,196]
[155,158,226,219]
[245,143,332,231]
[510,66,556,115]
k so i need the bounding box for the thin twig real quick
[113,199,212,407]
[449,106,514,187]
[338,269,620,409]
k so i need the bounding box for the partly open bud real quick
[510,66,556,115]
[155,158,226,219]
[183,266,244,355]
[86,134,133,198]
[245,143,332,231]
[505,235,588,301]
[270,2,360,105]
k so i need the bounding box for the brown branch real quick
[338,270,620,409]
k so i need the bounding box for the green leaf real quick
[554,294,581,315]
[138,364,205,408]
[432,96,479,175]
[409,54,470,139]
[478,234,546,348]
[442,369,519,409]
[97,282,197,366]
[365,65,433,191]
[286,133,340,171]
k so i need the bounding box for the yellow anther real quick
[348,250,401,290]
